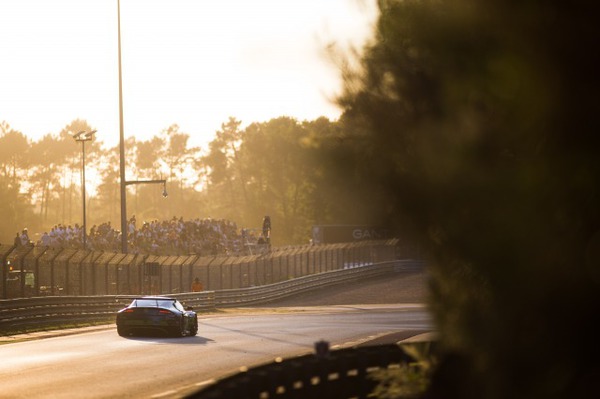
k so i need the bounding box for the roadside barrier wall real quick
[0,259,424,333]
[1,239,417,300]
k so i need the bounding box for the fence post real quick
[179,258,185,294]
[64,251,78,296]
[33,247,48,296]
[1,245,14,299]
[188,255,195,292]
[49,250,55,296]
[76,251,89,296]
[137,254,148,295]
[18,245,34,298]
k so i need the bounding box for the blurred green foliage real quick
[331,0,600,397]
[370,342,437,398]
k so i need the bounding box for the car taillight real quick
[158,310,171,315]
[123,309,134,313]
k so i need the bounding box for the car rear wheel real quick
[117,325,128,337]
[189,318,198,336]
[170,322,185,338]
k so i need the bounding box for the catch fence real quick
[1,239,417,300]
[0,260,424,333]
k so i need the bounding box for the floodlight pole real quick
[117,0,168,253]
[118,0,128,253]
[72,130,97,250]
[81,139,88,250]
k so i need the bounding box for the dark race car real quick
[116,296,198,337]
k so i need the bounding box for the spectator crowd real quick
[24,216,262,256]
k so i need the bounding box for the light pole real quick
[117,0,168,253]
[72,129,97,250]
[118,0,127,253]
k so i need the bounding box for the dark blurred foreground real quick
[327,0,600,398]
[185,341,433,399]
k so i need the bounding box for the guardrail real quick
[185,342,422,399]
[0,260,423,334]
[204,259,421,307]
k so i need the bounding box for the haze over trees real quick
[0,115,370,246]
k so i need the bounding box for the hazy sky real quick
[0,0,377,149]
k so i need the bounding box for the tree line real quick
[0,115,380,246]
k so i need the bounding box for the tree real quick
[135,136,165,179]
[239,117,316,243]
[93,144,121,226]
[0,174,35,242]
[160,124,199,218]
[333,0,600,398]
[129,135,166,220]
[0,123,36,241]
[29,134,65,222]
[200,116,331,243]
[202,117,247,223]
[302,116,384,226]
[0,122,30,185]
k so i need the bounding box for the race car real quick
[116,296,198,337]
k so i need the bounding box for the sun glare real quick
[0,0,377,149]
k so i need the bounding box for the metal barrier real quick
[185,343,418,399]
[1,240,418,300]
[0,260,423,333]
